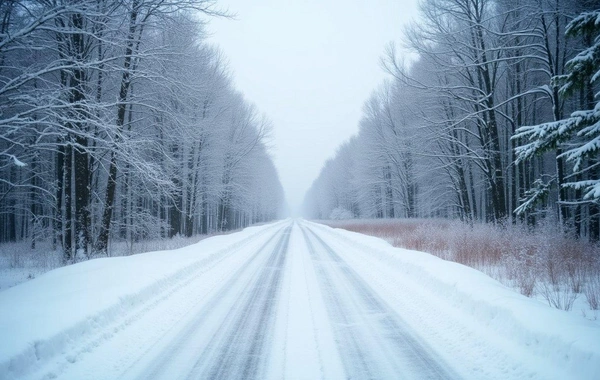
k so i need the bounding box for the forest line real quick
[0,0,285,261]
[304,0,600,241]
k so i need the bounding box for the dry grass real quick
[585,271,600,311]
[323,218,600,311]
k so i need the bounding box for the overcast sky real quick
[207,0,419,216]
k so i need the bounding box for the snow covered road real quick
[300,225,456,379]
[1,219,600,379]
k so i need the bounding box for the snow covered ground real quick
[1,219,599,379]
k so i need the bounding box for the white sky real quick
[207,0,419,216]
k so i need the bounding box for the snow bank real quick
[0,221,283,380]
[310,222,600,379]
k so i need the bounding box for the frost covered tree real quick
[399,0,510,221]
[303,80,452,220]
[0,1,284,259]
[304,0,597,233]
[514,9,600,240]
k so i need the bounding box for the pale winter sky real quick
[207,0,419,216]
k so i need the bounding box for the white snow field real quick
[1,219,599,379]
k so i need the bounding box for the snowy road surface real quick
[1,219,600,379]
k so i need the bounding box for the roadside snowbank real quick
[309,221,600,379]
[0,222,282,380]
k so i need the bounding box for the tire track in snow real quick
[186,224,292,379]
[301,223,459,379]
[300,226,371,378]
[121,224,289,380]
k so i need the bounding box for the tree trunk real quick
[96,3,140,254]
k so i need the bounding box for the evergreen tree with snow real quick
[514,10,600,239]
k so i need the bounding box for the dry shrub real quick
[585,271,600,310]
[537,282,578,311]
[502,234,538,297]
[516,264,537,297]
[450,225,503,268]
[533,228,595,310]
